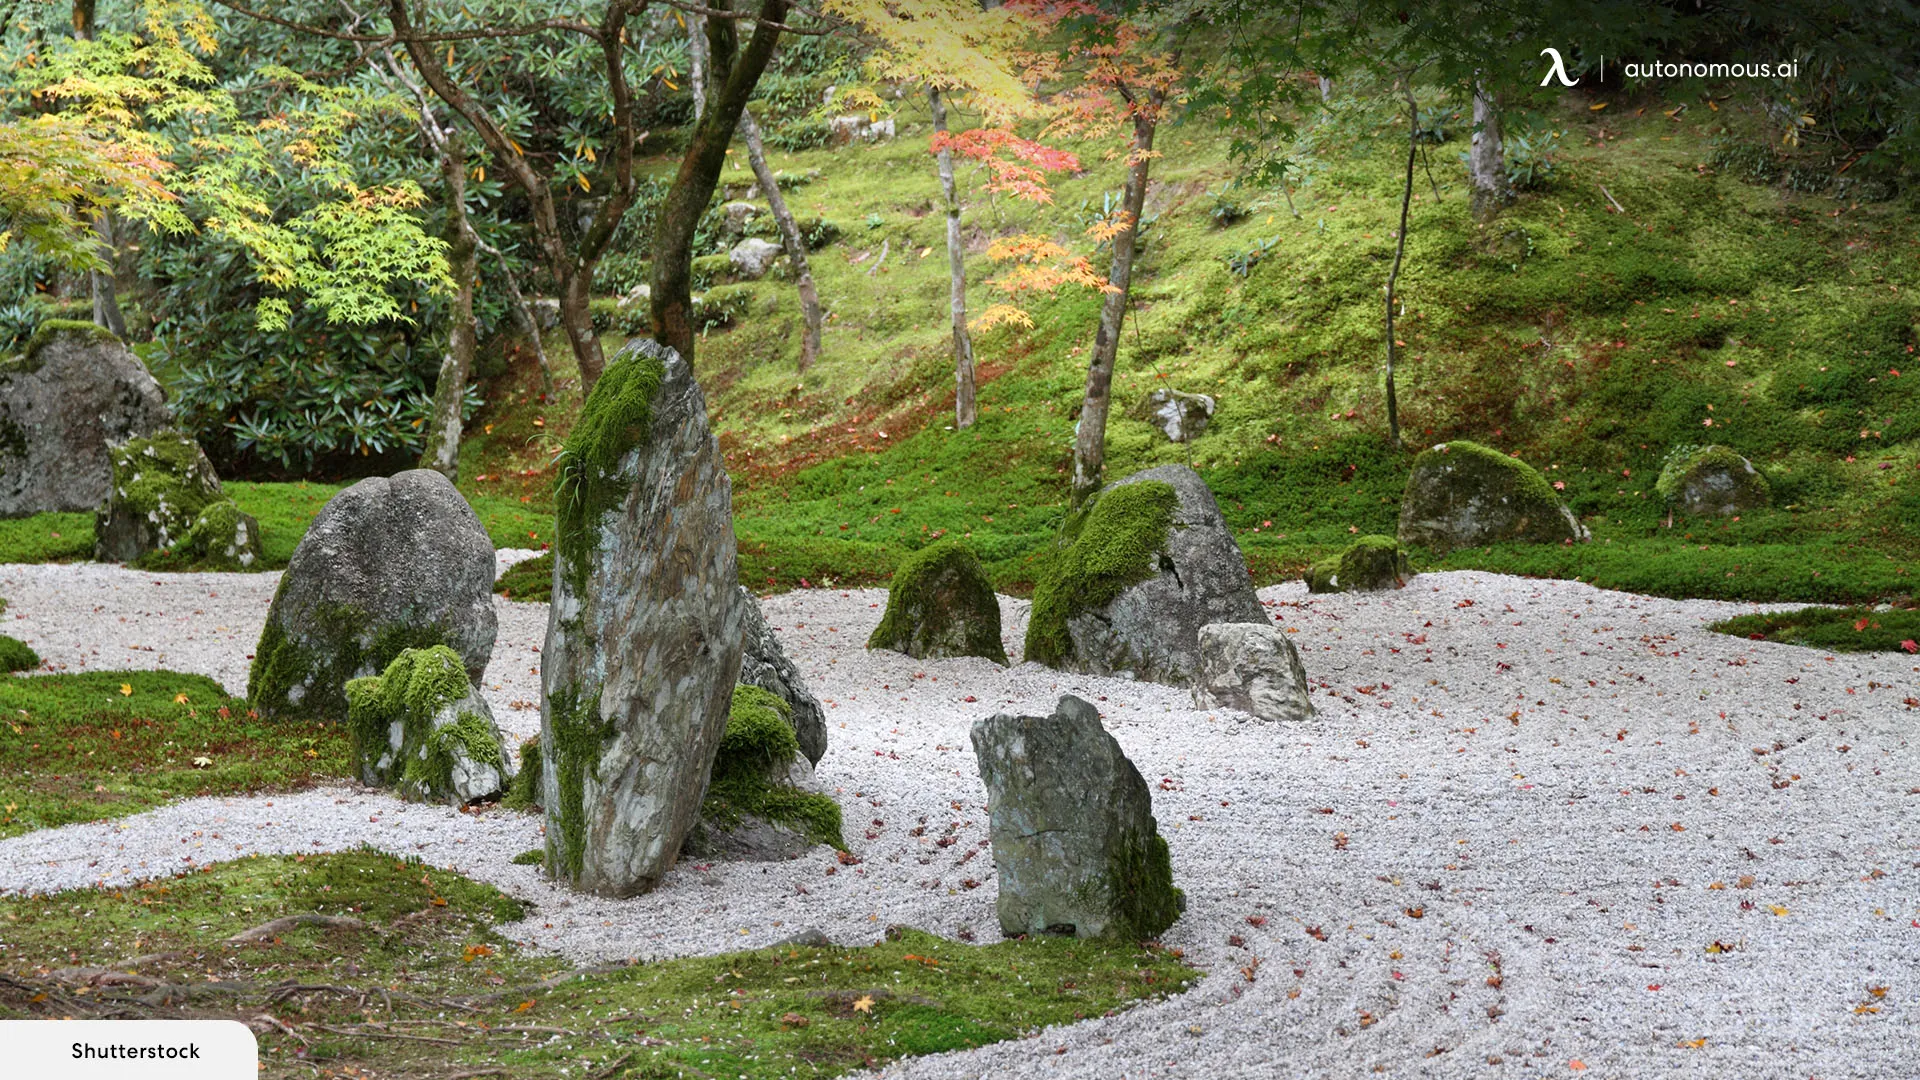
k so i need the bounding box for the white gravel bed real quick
[2,563,1916,1079]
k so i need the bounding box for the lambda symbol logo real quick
[1539,47,1579,87]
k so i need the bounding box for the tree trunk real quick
[687,11,709,120]
[737,108,821,371]
[930,86,976,430]
[1069,104,1158,507]
[1468,82,1507,221]
[89,212,126,338]
[1385,87,1417,449]
[1318,75,1331,102]
[421,135,479,479]
[651,0,787,365]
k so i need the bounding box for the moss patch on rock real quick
[0,634,39,673]
[1094,826,1185,942]
[344,645,505,804]
[697,684,844,851]
[1656,443,1771,517]
[1398,440,1583,553]
[1024,481,1178,668]
[179,499,264,570]
[248,595,456,724]
[544,680,613,877]
[555,350,666,598]
[96,431,224,561]
[503,736,542,809]
[1306,534,1411,593]
[868,539,1006,663]
[1,319,117,375]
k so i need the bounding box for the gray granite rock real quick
[971,695,1183,940]
[0,324,171,518]
[738,588,828,766]
[729,237,783,279]
[1192,623,1314,722]
[1128,388,1215,443]
[541,339,744,897]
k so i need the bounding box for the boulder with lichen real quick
[94,430,261,569]
[1656,444,1770,518]
[868,539,1006,664]
[1397,441,1586,553]
[345,645,511,804]
[0,322,171,518]
[1305,535,1411,593]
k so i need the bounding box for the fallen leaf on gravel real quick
[1569,1060,1587,1072]
[1305,926,1326,941]
[1679,1039,1706,1049]
[1768,904,1789,916]
[1405,907,1424,919]
[1246,915,1268,927]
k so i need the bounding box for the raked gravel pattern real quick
[1,559,1916,1079]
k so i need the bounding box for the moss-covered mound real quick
[1306,534,1411,593]
[868,539,1007,664]
[1,318,117,376]
[690,685,844,858]
[94,430,262,569]
[344,645,509,805]
[494,551,553,602]
[1023,481,1178,669]
[1398,441,1585,553]
[503,736,542,809]
[1656,444,1771,518]
[0,634,39,673]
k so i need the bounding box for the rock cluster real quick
[345,645,512,804]
[971,695,1183,940]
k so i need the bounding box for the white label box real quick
[0,1020,257,1077]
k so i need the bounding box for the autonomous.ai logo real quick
[1539,47,1578,87]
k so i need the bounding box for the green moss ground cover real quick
[1707,606,1920,652]
[0,853,1197,1080]
[0,670,349,838]
[494,550,553,601]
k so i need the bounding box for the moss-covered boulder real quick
[0,634,39,673]
[541,338,744,897]
[0,322,171,518]
[683,685,844,862]
[1305,535,1411,593]
[1397,441,1587,553]
[1656,444,1770,517]
[93,431,262,568]
[867,539,1007,664]
[344,645,512,804]
[249,469,497,723]
[971,695,1183,941]
[1025,465,1264,685]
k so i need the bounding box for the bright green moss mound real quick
[494,550,553,602]
[1306,534,1410,593]
[1708,606,1920,653]
[344,645,503,803]
[0,319,117,375]
[503,735,542,809]
[0,670,349,838]
[1024,482,1178,669]
[555,347,666,598]
[868,539,1007,664]
[699,684,844,851]
[248,597,456,724]
[97,431,223,558]
[178,499,263,570]
[0,633,39,672]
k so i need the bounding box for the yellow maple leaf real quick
[119,684,132,696]
[174,693,189,704]
[851,994,875,1014]
[1768,904,1789,916]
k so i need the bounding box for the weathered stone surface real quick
[683,686,842,863]
[738,588,828,766]
[721,200,760,237]
[1192,623,1314,722]
[344,645,512,804]
[971,695,1183,940]
[249,469,497,722]
[1305,535,1410,594]
[94,430,260,569]
[1657,444,1770,518]
[1398,441,1587,553]
[1128,388,1215,443]
[1025,465,1264,685]
[0,322,171,518]
[730,237,784,279]
[827,115,895,144]
[868,539,1007,665]
[541,340,746,896]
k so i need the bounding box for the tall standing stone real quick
[0,323,171,518]
[248,469,497,722]
[971,695,1184,940]
[541,339,744,897]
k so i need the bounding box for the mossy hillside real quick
[0,670,348,838]
[1708,605,1920,652]
[248,596,457,723]
[700,684,844,851]
[344,645,504,802]
[1024,482,1178,669]
[0,633,39,672]
[868,538,1007,663]
[1306,533,1410,593]
[494,550,553,602]
[0,854,1195,1079]
[555,346,666,599]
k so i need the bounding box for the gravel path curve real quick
[2,562,1915,1079]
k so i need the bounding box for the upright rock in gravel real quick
[249,469,497,722]
[730,237,783,279]
[0,322,171,518]
[1305,534,1410,594]
[1128,388,1215,443]
[1025,465,1263,685]
[738,587,828,766]
[1398,441,1587,553]
[345,645,512,804]
[1657,444,1770,518]
[971,695,1184,940]
[541,339,744,897]
[94,430,261,569]
[867,539,1007,665]
[1192,624,1314,722]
